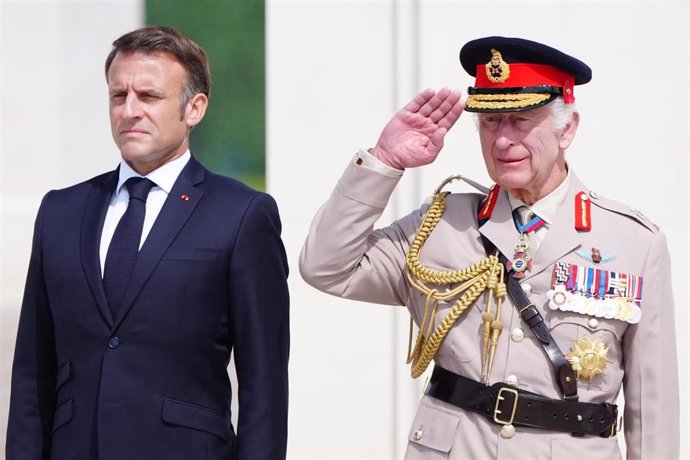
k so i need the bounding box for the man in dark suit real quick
[6,26,289,460]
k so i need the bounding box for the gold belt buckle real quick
[494,387,519,425]
[609,415,622,437]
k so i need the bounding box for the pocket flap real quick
[162,248,220,261]
[550,310,625,340]
[52,398,73,433]
[162,398,230,441]
[56,361,71,392]
[408,397,462,452]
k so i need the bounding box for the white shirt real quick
[99,151,191,275]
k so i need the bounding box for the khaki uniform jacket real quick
[300,158,679,460]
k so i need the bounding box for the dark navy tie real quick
[103,177,154,318]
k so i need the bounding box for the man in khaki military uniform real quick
[300,36,679,459]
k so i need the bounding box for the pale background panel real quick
[1,1,688,459]
[0,0,143,453]
[268,2,415,458]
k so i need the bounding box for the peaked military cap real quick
[460,36,592,112]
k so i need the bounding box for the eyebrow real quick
[108,85,163,94]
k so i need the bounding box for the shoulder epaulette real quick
[586,190,660,233]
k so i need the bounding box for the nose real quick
[493,119,516,150]
[122,93,143,119]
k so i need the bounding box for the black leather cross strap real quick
[499,250,579,400]
[427,366,617,437]
[477,214,578,400]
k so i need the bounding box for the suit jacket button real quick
[108,336,120,349]
[510,328,525,343]
[505,375,519,387]
[500,424,516,438]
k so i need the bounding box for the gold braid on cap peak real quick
[466,92,551,110]
[405,177,506,381]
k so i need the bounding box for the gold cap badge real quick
[566,336,612,381]
[485,49,510,83]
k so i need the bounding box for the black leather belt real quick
[426,366,618,438]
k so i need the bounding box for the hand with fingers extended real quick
[370,87,464,170]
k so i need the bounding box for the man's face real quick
[107,51,204,175]
[478,105,577,203]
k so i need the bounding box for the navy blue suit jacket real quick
[7,156,290,460]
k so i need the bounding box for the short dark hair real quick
[105,26,211,110]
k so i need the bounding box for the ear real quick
[184,93,209,128]
[559,110,580,150]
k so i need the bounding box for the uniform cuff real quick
[354,149,404,178]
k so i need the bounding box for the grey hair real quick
[473,96,577,131]
[179,85,196,120]
[549,97,577,131]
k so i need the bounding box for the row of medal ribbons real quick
[546,262,642,324]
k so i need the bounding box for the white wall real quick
[267,1,689,459]
[1,1,688,459]
[0,0,143,452]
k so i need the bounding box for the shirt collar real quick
[115,151,191,196]
[506,165,572,225]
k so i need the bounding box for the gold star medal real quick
[566,336,612,381]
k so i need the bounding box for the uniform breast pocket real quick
[547,311,626,392]
[417,298,477,364]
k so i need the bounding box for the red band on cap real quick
[475,63,573,89]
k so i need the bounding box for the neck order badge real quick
[508,206,544,278]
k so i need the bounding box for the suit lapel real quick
[524,174,585,281]
[81,169,119,326]
[112,157,206,328]
[479,188,518,260]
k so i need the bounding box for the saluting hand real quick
[370,87,464,169]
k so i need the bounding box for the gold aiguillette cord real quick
[405,178,506,382]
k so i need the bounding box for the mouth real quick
[497,157,527,165]
[120,128,149,136]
